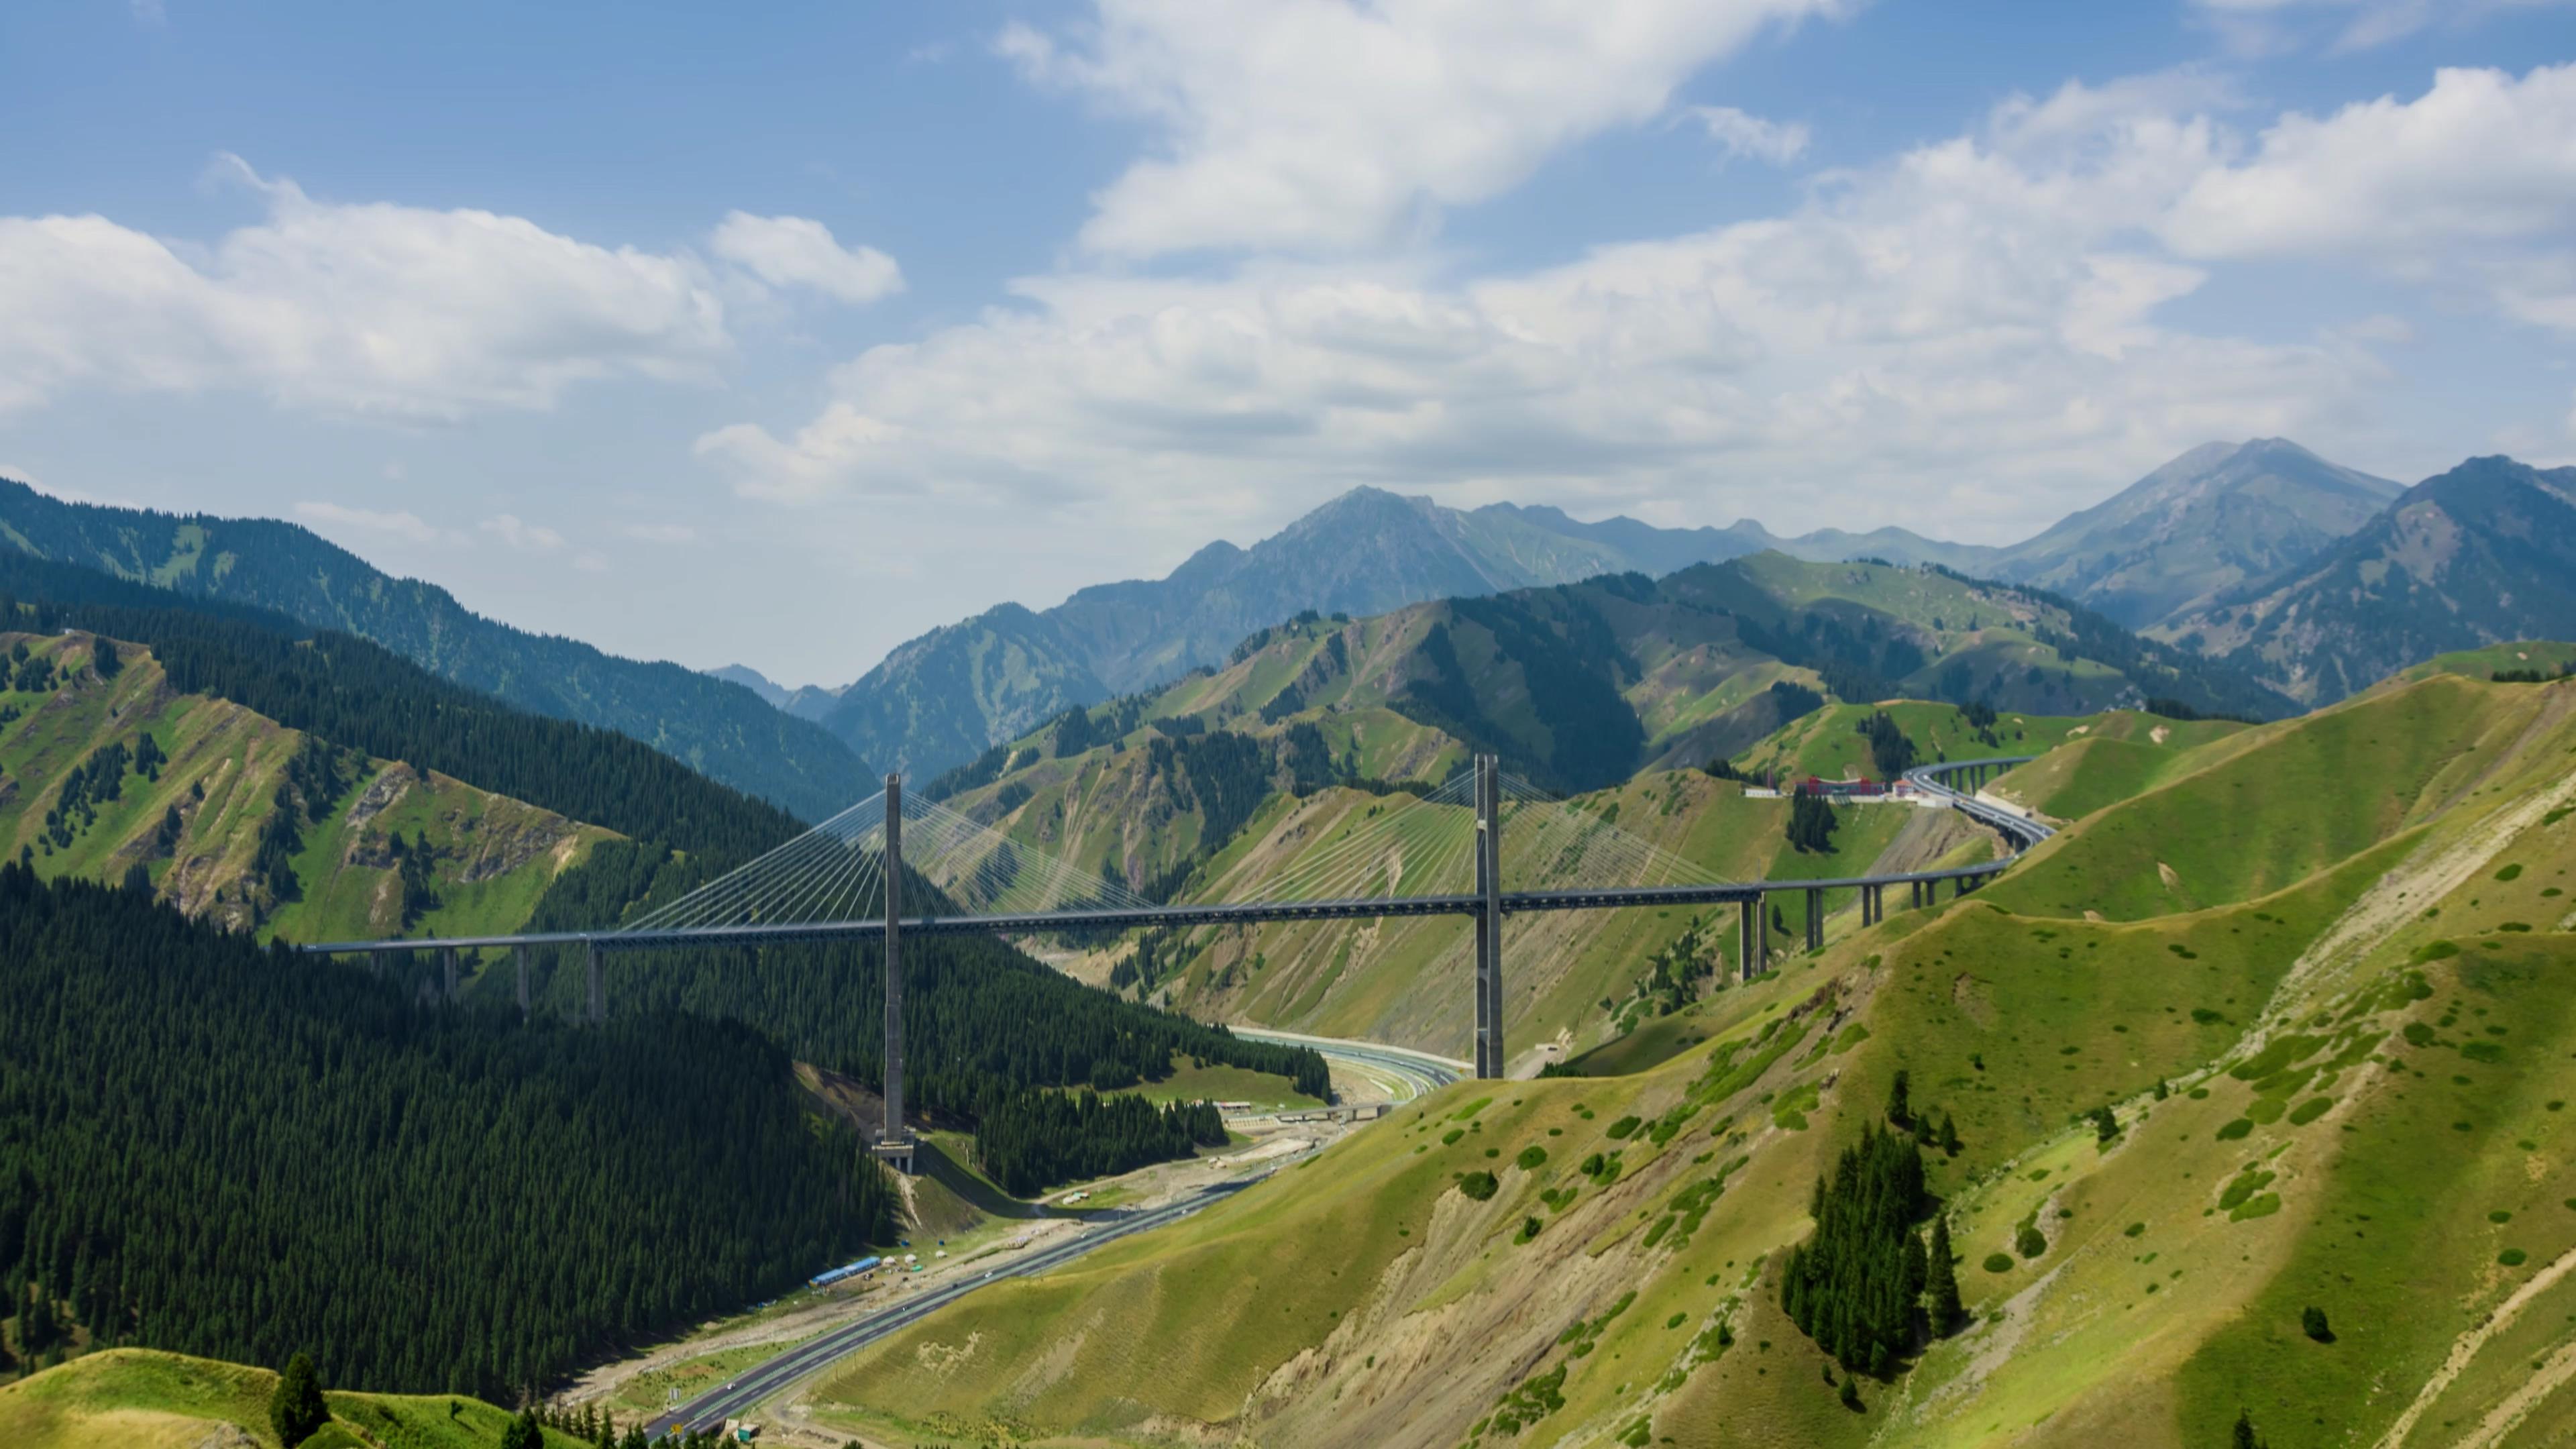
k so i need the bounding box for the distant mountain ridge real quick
[0,479,870,819]
[2153,455,2576,704]
[815,439,2393,779]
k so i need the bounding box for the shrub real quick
[2302,1306,2332,1342]
[2215,1118,2255,1140]
[1457,1171,1499,1201]
[2015,1225,2047,1259]
[1982,1252,2015,1274]
[1607,1115,1643,1140]
[1516,1144,1549,1171]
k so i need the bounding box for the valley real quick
[3,443,2575,1449]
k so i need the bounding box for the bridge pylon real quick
[873,772,916,1175]
[1473,754,1504,1079]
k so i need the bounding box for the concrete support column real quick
[1473,754,1504,1080]
[1805,888,1824,951]
[584,939,604,1024]
[441,946,459,1005]
[514,944,531,1020]
[1738,896,1760,982]
[883,774,908,1157]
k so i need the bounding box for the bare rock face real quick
[344,763,419,835]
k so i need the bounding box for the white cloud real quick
[709,213,904,305]
[574,551,609,574]
[0,156,732,419]
[1688,107,1811,165]
[478,513,564,551]
[2189,0,2575,53]
[294,501,451,545]
[2163,64,2576,262]
[1000,0,1849,257]
[698,76,2394,543]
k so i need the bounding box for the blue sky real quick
[3,0,2572,686]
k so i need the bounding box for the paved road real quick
[643,1175,1265,1440]
[1232,1027,1466,1102]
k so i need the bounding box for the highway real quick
[642,1174,1265,1440]
[1233,1027,1466,1101]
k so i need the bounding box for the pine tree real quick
[2092,1105,2118,1143]
[1886,1070,1912,1128]
[2232,1408,2268,1449]
[1927,1218,1964,1333]
[1937,1112,1961,1157]
[2302,1305,2332,1342]
[498,1411,543,1449]
[269,1352,329,1447]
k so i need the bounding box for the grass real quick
[0,635,610,945]
[1113,1054,1324,1112]
[0,1350,588,1449]
[1986,675,2536,921]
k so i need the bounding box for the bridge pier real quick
[1860,883,1878,927]
[585,939,604,1024]
[441,946,459,1005]
[1805,888,1823,951]
[1472,754,1505,1081]
[875,773,916,1173]
[515,944,530,1020]
[1738,896,1760,982]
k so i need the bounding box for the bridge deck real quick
[298,757,2049,957]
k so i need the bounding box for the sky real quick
[2,0,2573,688]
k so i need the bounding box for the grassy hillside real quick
[0,1350,593,1449]
[1138,765,1996,1075]
[799,669,2576,1448]
[0,631,610,943]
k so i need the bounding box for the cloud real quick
[2163,64,2576,261]
[0,156,732,419]
[2189,0,2575,53]
[1688,107,1811,165]
[1000,0,1849,257]
[709,213,904,305]
[294,501,451,545]
[698,75,2399,542]
[478,513,564,551]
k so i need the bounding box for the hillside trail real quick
[2369,1241,2576,1449]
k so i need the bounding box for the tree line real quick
[517,839,1326,1191]
[0,867,896,1399]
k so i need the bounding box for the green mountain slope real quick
[0,478,868,818]
[1,629,610,941]
[802,667,2576,1449]
[0,1350,598,1449]
[2156,455,2576,706]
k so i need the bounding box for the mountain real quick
[806,665,2576,1449]
[1985,437,2402,628]
[809,441,2387,781]
[0,625,613,942]
[928,553,2288,896]
[2154,454,2576,704]
[704,661,790,707]
[0,478,870,819]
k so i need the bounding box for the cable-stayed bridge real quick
[300,754,2047,1165]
